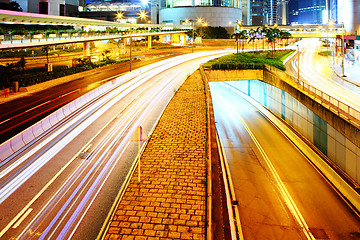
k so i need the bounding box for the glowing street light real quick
[139,10,147,20]
[185,18,205,53]
[116,12,123,21]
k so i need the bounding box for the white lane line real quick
[213,84,315,240]
[0,143,82,238]
[237,115,315,240]
[12,208,32,229]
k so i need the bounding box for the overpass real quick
[0,10,189,53]
[241,24,346,38]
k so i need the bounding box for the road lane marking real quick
[236,111,315,240]
[13,208,32,229]
[212,86,315,240]
[0,142,90,238]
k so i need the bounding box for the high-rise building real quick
[268,0,276,25]
[338,0,360,34]
[17,0,79,16]
[252,0,268,25]
[157,0,242,27]
[288,0,333,25]
[241,0,252,25]
[276,0,288,25]
[288,0,298,24]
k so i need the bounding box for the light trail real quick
[291,38,360,111]
[212,89,315,240]
[0,50,234,239]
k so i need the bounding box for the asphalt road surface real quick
[210,81,360,240]
[0,50,233,239]
[0,51,187,144]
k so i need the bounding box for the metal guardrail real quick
[264,65,360,127]
[0,30,188,45]
[200,64,360,128]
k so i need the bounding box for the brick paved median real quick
[104,70,208,240]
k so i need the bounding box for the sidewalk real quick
[103,71,208,240]
[329,56,360,86]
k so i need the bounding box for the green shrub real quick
[205,50,293,71]
[0,58,131,89]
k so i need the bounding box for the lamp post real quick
[341,22,346,77]
[230,20,242,53]
[297,44,300,82]
[185,18,203,53]
[327,20,334,61]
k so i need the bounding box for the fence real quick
[200,64,360,128]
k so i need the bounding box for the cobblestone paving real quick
[105,71,208,240]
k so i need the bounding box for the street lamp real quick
[341,22,346,77]
[297,44,300,82]
[185,18,204,53]
[230,20,242,53]
[327,20,334,61]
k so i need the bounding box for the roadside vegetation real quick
[0,47,83,58]
[203,50,295,71]
[0,57,131,89]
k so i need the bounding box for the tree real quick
[42,46,50,71]
[238,30,248,50]
[279,30,292,46]
[0,1,22,12]
[201,26,230,39]
[248,29,257,51]
[258,25,268,49]
[232,32,240,53]
[16,56,26,71]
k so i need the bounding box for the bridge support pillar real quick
[180,34,185,45]
[83,42,90,57]
[148,35,152,49]
[159,35,164,43]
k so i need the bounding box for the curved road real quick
[0,50,187,144]
[0,50,233,239]
[210,82,360,239]
[287,39,360,109]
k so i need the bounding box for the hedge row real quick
[204,50,294,71]
[0,58,130,89]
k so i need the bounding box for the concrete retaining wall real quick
[225,79,360,186]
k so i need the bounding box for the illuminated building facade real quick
[79,0,150,22]
[251,0,267,25]
[157,0,242,27]
[17,0,79,16]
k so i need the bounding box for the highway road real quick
[0,50,233,239]
[210,81,360,240]
[288,38,360,110]
[0,50,188,144]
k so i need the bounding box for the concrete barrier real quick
[32,122,44,138]
[56,109,65,122]
[0,141,13,161]
[41,117,52,132]
[22,128,35,145]
[10,134,25,153]
[50,113,58,126]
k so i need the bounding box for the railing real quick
[0,30,187,45]
[264,65,360,127]
[200,64,360,128]
[203,62,265,70]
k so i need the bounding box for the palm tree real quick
[279,30,292,46]
[248,29,256,51]
[238,30,248,51]
[265,28,277,53]
[258,25,268,50]
[232,32,240,53]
